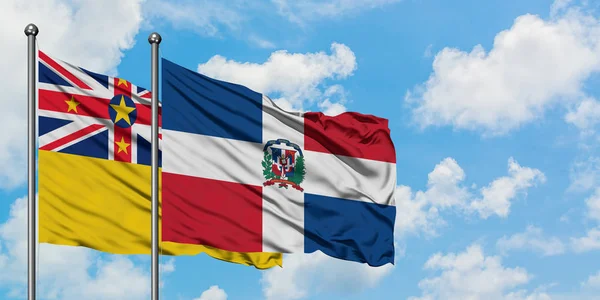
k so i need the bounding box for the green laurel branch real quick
[262,152,276,180]
[287,156,305,185]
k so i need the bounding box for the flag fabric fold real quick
[161,58,397,267]
[37,50,282,269]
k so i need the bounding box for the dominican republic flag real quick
[161,58,397,266]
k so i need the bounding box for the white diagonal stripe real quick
[51,57,110,92]
[38,83,112,99]
[52,127,107,152]
[39,114,111,148]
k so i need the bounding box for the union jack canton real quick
[37,50,162,166]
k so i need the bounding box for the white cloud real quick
[396,157,545,237]
[496,225,566,256]
[570,187,600,253]
[584,188,600,222]
[394,185,445,238]
[159,258,175,273]
[157,257,176,289]
[565,97,600,135]
[422,157,471,209]
[144,0,400,46]
[0,0,144,189]
[569,156,600,193]
[571,228,600,253]
[67,257,149,300]
[0,197,153,299]
[423,44,434,58]
[194,285,228,300]
[409,244,548,300]
[318,99,347,116]
[248,34,277,49]
[197,42,356,112]
[144,0,243,37]
[261,252,393,300]
[560,208,576,223]
[551,0,574,17]
[469,158,546,219]
[581,270,600,289]
[406,5,600,135]
[504,290,553,300]
[394,158,468,237]
[272,0,401,25]
[316,85,348,116]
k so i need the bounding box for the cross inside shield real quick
[270,147,296,179]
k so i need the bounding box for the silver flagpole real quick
[148,32,162,300]
[24,23,38,300]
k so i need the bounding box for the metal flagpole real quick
[24,23,39,300]
[148,32,162,300]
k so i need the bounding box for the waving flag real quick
[161,58,397,266]
[37,51,282,269]
[38,50,156,164]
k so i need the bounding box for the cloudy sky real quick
[2,0,600,299]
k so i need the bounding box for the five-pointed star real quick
[115,137,130,154]
[65,96,80,113]
[110,96,136,125]
[117,78,128,87]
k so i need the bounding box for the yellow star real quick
[65,96,80,113]
[115,137,130,154]
[117,78,128,87]
[110,96,136,125]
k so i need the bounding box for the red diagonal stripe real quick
[38,51,92,90]
[39,90,110,120]
[39,89,160,126]
[40,124,105,151]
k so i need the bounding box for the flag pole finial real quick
[148,32,162,44]
[24,23,39,36]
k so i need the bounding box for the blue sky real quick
[2,0,600,299]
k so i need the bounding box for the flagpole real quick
[149,32,162,300]
[24,23,39,300]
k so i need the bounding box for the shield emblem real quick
[271,148,296,178]
[261,139,305,192]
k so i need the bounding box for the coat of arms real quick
[262,139,305,192]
